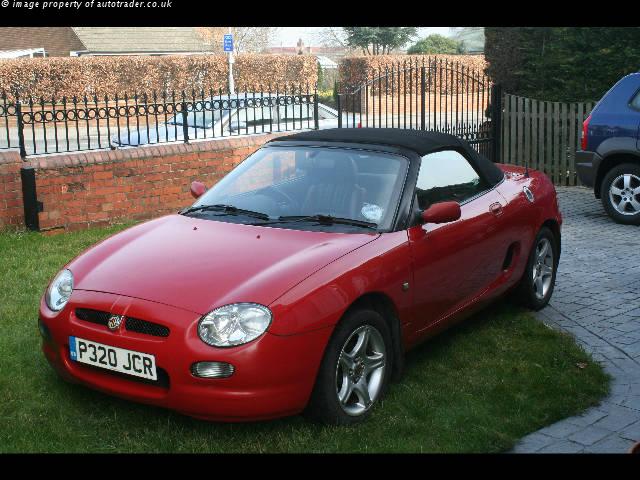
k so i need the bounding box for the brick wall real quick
[0,151,23,229]
[0,133,282,233]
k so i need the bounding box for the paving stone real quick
[593,410,640,431]
[566,408,609,427]
[619,419,640,441]
[537,439,585,453]
[567,425,613,446]
[513,187,640,453]
[586,434,635,453]
[537,421,584,439]
[511,433,556,453]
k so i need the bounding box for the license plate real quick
[69,336,157,381]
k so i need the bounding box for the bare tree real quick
[232,27,281,53]
[194,27,280,54]
[314,27,348,48]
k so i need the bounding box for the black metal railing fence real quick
[336,57,501,162]
[1,84,319,158]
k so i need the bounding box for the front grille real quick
[75,308,170,338]
[79,361,171,389]
[75,308,111,326]
[125,317,170,338]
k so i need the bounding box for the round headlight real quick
[45,269,74,312]
[198,303,272,348]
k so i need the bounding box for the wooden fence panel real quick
[509,94,517,165]
[531,99,538,171]
[500,93,594,185]
[568,103,577,186]
[502,94,510,165]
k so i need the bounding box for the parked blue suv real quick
[577,73,640,224]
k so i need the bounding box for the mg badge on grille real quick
[107,315,124,331]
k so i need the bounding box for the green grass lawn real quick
[0,224,609,453]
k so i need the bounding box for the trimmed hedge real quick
[0,54,318,99]
[338,54,488,92]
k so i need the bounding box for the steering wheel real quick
[266,184,297,209]
[268,185,298,211]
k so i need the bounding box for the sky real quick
[269,27,452,47]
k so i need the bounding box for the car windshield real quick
[188,145,409,231]
[168,110,223,129]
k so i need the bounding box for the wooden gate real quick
[501,94,595,186]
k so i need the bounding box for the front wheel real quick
[305,308,392,425]
[515,227,558,311]
[601,163,640,225]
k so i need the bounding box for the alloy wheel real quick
[532,237,554,300]
[609,173,640,215]
[335,325,386,416]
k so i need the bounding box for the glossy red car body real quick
[39,134,562,422]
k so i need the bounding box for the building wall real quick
[0,27,85,57]
[0,134,283,233]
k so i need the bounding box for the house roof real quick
[71,27,213,54]
[0,27,86,57]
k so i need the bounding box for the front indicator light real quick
[191,361,235,378]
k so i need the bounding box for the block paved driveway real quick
[513,186,640,453]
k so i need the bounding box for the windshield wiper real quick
[180,204,270,220]
[250,214,378,230]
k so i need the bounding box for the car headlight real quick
[45,269,74,312]
[198,303,272,348]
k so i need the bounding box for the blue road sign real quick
[223,34,233,52]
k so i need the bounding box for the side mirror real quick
[190,181,207,199]
[421,201,461,224]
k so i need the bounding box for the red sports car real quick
[39,128,562,424]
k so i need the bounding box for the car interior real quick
[214,147,407,228]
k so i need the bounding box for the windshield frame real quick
[188,143,413,233]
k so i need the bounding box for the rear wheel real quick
[305,308,392,425]
[601,163,640,225]
[515,226,558,311]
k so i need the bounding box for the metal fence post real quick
[181,97,189,143]
[420,67,426,130]
[15,101,27,158]
[337,89,342,129]
[490,84,503,163]
[313,85,319,130]
[21,165,42,231]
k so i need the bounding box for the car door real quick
[407,149,508,332]
[633,90,640,151]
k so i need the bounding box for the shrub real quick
[0,54,318,99]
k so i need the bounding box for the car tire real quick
[601,163,640,225]
[305,308,393,425]
[514,226,558,311]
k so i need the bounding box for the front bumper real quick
[575,150,602,190]
[39,290,333,421]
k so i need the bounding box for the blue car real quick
[576,73,640,224]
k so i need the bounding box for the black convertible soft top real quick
[269,128,504,186]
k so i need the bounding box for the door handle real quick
[489,202,503,216]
